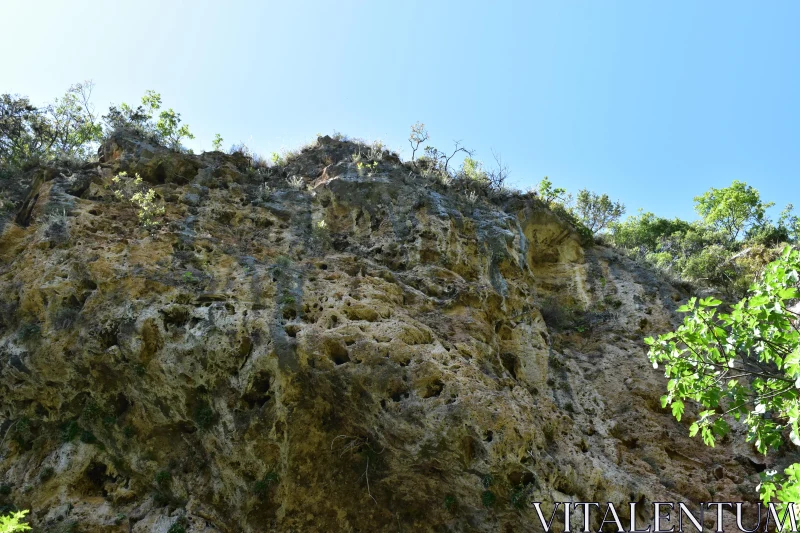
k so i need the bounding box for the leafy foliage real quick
[573,189,625,235]
[609,183,799,296]
[535,177,570,207]
[608,211,692,252]
[1,81,102,171]
[211,133,224,152]
[647,245,800,510]
[0,510,31,533]
[111,172,165,227]
[694,180,774,241]
[460,157,488,184]
[104,90,194,150]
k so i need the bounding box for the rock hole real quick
[327,314,340,329]
[500,353,519,380]
[243,371,272,409]
[508,470,534,487]
[422,379,444,399]
[85,461,111,497]
[327,341,350,365]
[113,393,131,417]
[284,324,300,338]
[161,306,190,327]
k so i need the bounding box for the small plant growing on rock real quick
[270,152,285,166]
[254,470,279,500]
[167,516,188,533]
[510,483,533,509]
[275,255,292,268]
[10,418,33,449]
[111,172,165,228]
[481,490,496,508]
[356,161,378,175]
[480,474,497,507]
[258,182,272,201]
[443,494,457,512]
[211,133,223,151]
[438,173,453,187]
[155,470,172,487]
[53,307,79,330]
[17,323,40,343]
[465,191,478,204]
[0,509,31,532]
[286,175,304,190]
[367,142,384,162]
[38,466,54,483]
[79,429,96,444]
[62,421,79,442]
[193,401,215,431]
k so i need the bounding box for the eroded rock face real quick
[0,132,766,532]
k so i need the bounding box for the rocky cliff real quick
[0,132,767,532]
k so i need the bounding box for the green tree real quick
[694,180,774,241]
[609,210,692,252]
[104,90,194,150]
[1,81,102,170]
[0,510,31,532]
[535,177,569,207]
[211,133,224,152]
[460,156,488,183]
[573,188,625,235]
[647,245,800,512]
[47,80,104,160]
[779,205,800,244]
[0,94,48,169]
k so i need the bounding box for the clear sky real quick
[2,1,798,222]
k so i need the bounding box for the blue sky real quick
[2,1,798,222]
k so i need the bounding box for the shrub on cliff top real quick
[1,82,102,172]
[104,90,194,150]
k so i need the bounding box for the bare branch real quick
[408,121,429,164]
[486,149,510,189]
[443,140,473,174]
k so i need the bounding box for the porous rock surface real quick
[0,132,767,532]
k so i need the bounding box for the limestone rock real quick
[0,131,765,531]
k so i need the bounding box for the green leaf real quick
[778,288,800,300]
[671,400,685,422]
[701,426,716,447]
[749,295,770,308]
